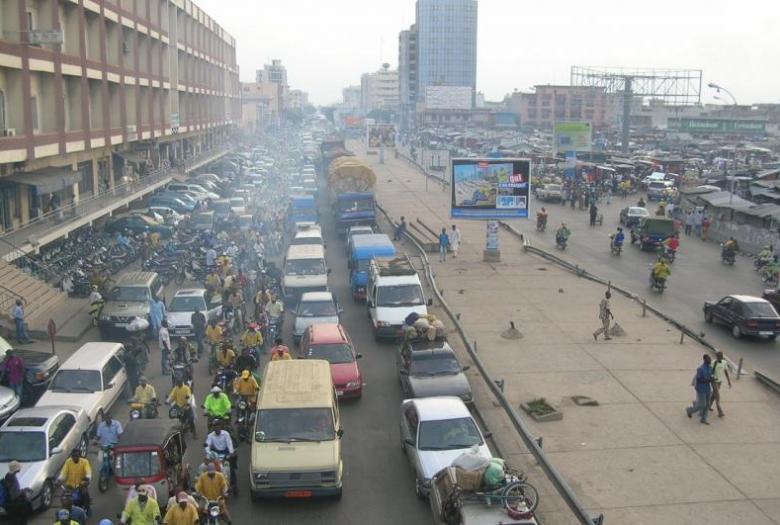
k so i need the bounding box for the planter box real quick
[521,401,563,422]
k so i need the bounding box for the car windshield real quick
[629,208,648,216]
[168,296,207,312]
[291,236,323,246]
[411,353,461,375]
[285,259,326,276]
[117,451,161,478]
[377,285,424,307]
[546,184,561,191]
[649,182,667,189]
[418,417,483,450]
[298,300,337,317]
[0,431,46,462]
[307,343,353,364]
[50,369,102,393]
[256,408,335,442]
[110,286,150,302]
[339,199,374,212]
[745,302,778,317]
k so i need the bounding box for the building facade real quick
[398,24,417,129]
[0,0,239,233]
[256,59,287,86]
[360,64,399,113]
[287,89,309,110]
[508,85,611,130]
[342,85,361,110]
[240,81,283,132]
[415,0,477,105]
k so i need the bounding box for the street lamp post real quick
[707,82,738,105]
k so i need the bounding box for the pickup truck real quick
[0,335,59,405]
[536,184,562,202]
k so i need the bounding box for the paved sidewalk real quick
[358,143,780,525]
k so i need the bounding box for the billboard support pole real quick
[483,220,501,262]
[379,146,385,165]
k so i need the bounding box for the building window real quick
[30,96,39,132]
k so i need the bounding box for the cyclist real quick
[58,449,92,514]
[167,378,196,436]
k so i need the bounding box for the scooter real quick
[555,233,568,250]
[721,246,736,266]
[609,236,622,256]
[650,274,666,293]
[663,247,677,263]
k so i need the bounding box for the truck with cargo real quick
[327,156,376,236]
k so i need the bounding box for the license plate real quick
[336,390,344,396]
[760,331,773,336]
[285,490,312,498]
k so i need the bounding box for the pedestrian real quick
[191,307,206,359]
[684,211,694,236]
[693,210,703,238]
[686,354,714,424]
[1,349,25,399]
[159,320,171,375]
[149,296,166,337]
[4,460,30,525]
[449,225,461,257]
[438,227,450,263]
[701,215,711,241]
[592,290,613,341]
[589,202,598,227]
[11,299,32,344]
[709,351,732,417]
[394,216,407,241]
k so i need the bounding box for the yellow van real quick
[250,359,343,500]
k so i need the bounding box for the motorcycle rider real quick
[167,378,196,436]
[763,255,780,282]
[58,449,92,514]
[132,376,158,415]
[88,285,104,326]
[651,257,672,288]
[637,197,646,208]
[235,345,257,372]
[216,341,237,370]
[206,319,224,357]
[722,237,739,259]
[233,370,260,411]
[536,207,548,231]
[204,420,237,490]
[555,222,571,247]
[119,485,161,525]
[664,233,680,258]
[240,323,263,358]
[54,509,80,525]
[170,337,194,385]
[610,227,625,251]
[758,245,774,265]
[270,337,292,361]
[265,295,284,331]
[203,386,232,427]
[59,493,87,525]
[194,464,231,524]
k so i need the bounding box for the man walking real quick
[589,202,598,227]
[438,227,450,263]
[684,211,694,236]
[1,350,25,399]
[592,291,613,341]
[191,307,207,359]
[693,210,703,238]
[709,351,731,417]
[394,216,407,241]
[11,299,32,344]
[686,354,714,424]
[449,225,461,257]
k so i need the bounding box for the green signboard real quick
[554,121,592,153]
[669,118,766,134]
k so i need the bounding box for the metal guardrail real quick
[754,370,780,396]
[377,202,604,525]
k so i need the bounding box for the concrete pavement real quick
[361,142,780,525]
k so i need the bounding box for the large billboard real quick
[554,121,592,153]
[668,118,766,134]
[424,86,473,110]
[366,124,396,149]
[451,158,530,219]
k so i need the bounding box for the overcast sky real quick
[195,0,778,106]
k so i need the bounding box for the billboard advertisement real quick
[554,121,592,153]
[667,118,766,134]
[424,86,473,110]
[451,158,530,219]
[366,124,396,149]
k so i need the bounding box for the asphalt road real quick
[527,194,780,378]
[45,182,431,524]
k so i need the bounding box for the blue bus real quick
[349,234,396,300]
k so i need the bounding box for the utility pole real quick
[622,77,632,154]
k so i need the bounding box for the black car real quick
[0,336,60,404]
[396,338,472,402]
[105,214,173,238]
[703,295,780,340]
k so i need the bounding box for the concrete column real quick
[19,185,30,226]
[72,181,79,204]
[108,155,116,189]
[91,156,100,197]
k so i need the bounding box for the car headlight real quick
[345,381,360,390]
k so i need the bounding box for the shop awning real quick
[3,167,81,193]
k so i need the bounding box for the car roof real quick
[173,288,207,298]
[728,295,770,304]
[352,234,394,250]
[294,229,323,239]
[300,291,334,302]
[118,419,180,447]
[61,342,124,369]
[307,323,348,344]
[407,339,454,352]
[115,271,158,286]
[259,360,333,409]
[286,244,325,260]
[2,405,80,430]
[409,396,471,421]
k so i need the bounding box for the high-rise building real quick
[256,59,288,86]
[342,86,362,110]
[360,64,399,113]
[398,25,417,129]
[0,0,239,235]
[415,0,478,105]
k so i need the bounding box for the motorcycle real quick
[555,233,568,250]
[650,274,666,293]
[663,247,677,263]
[129,400,158,420]
[213,367,237,395]
[721,246,736,266]
[171,362,193,388]
[234,396,254,443]
[97,444,114,492]
[168,403,194,435]
[609,235,622,256]
[755,256,772,272]
[199,498,226,525]
[536,215,547,232]
[761,266,779,286]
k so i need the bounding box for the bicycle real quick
[97,444,115,492]
[444,466,539,519]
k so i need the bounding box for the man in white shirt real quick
[204,421,236,489]
[159,320,171,375]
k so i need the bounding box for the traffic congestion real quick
[0,119,539,525]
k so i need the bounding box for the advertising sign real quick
[451,158,530,219]
[424,86,473,110]
[668,118,766,134]
[366,124,396,149]
[554,121,592,153]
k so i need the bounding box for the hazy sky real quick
[195,0,778,106]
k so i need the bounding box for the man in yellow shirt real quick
[167,379,195,436]
[133,376,157,405]
[270,338,292,361]
[233,369,260,408]
[120,485,161,525]
[240,323,263,349]
[163,492,199,525]
[59,449,91,510]
[216,342,237,369]
[195,464,231,523]
[206,319,223,347]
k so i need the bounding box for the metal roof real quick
[118,419,181,446]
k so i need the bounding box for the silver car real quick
[0,406,90,511]
[293,291,342,344]
[0,386,21,423]
[400,397,491,497]
[166,288,223,338]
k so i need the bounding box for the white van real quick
[283,244,329,304]
[291,227,324,248]
[367,256,429,341]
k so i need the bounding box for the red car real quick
[300,323,363,398]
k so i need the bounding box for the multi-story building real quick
[360,64,399,113]
[256,59,287,86]
[508,85,611,130]
[342,85,361,110]
[398,24,417,129]
[287,89,309,110]
[240,81,283,132]
[0,0,240,234]
[415,0,477,106]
